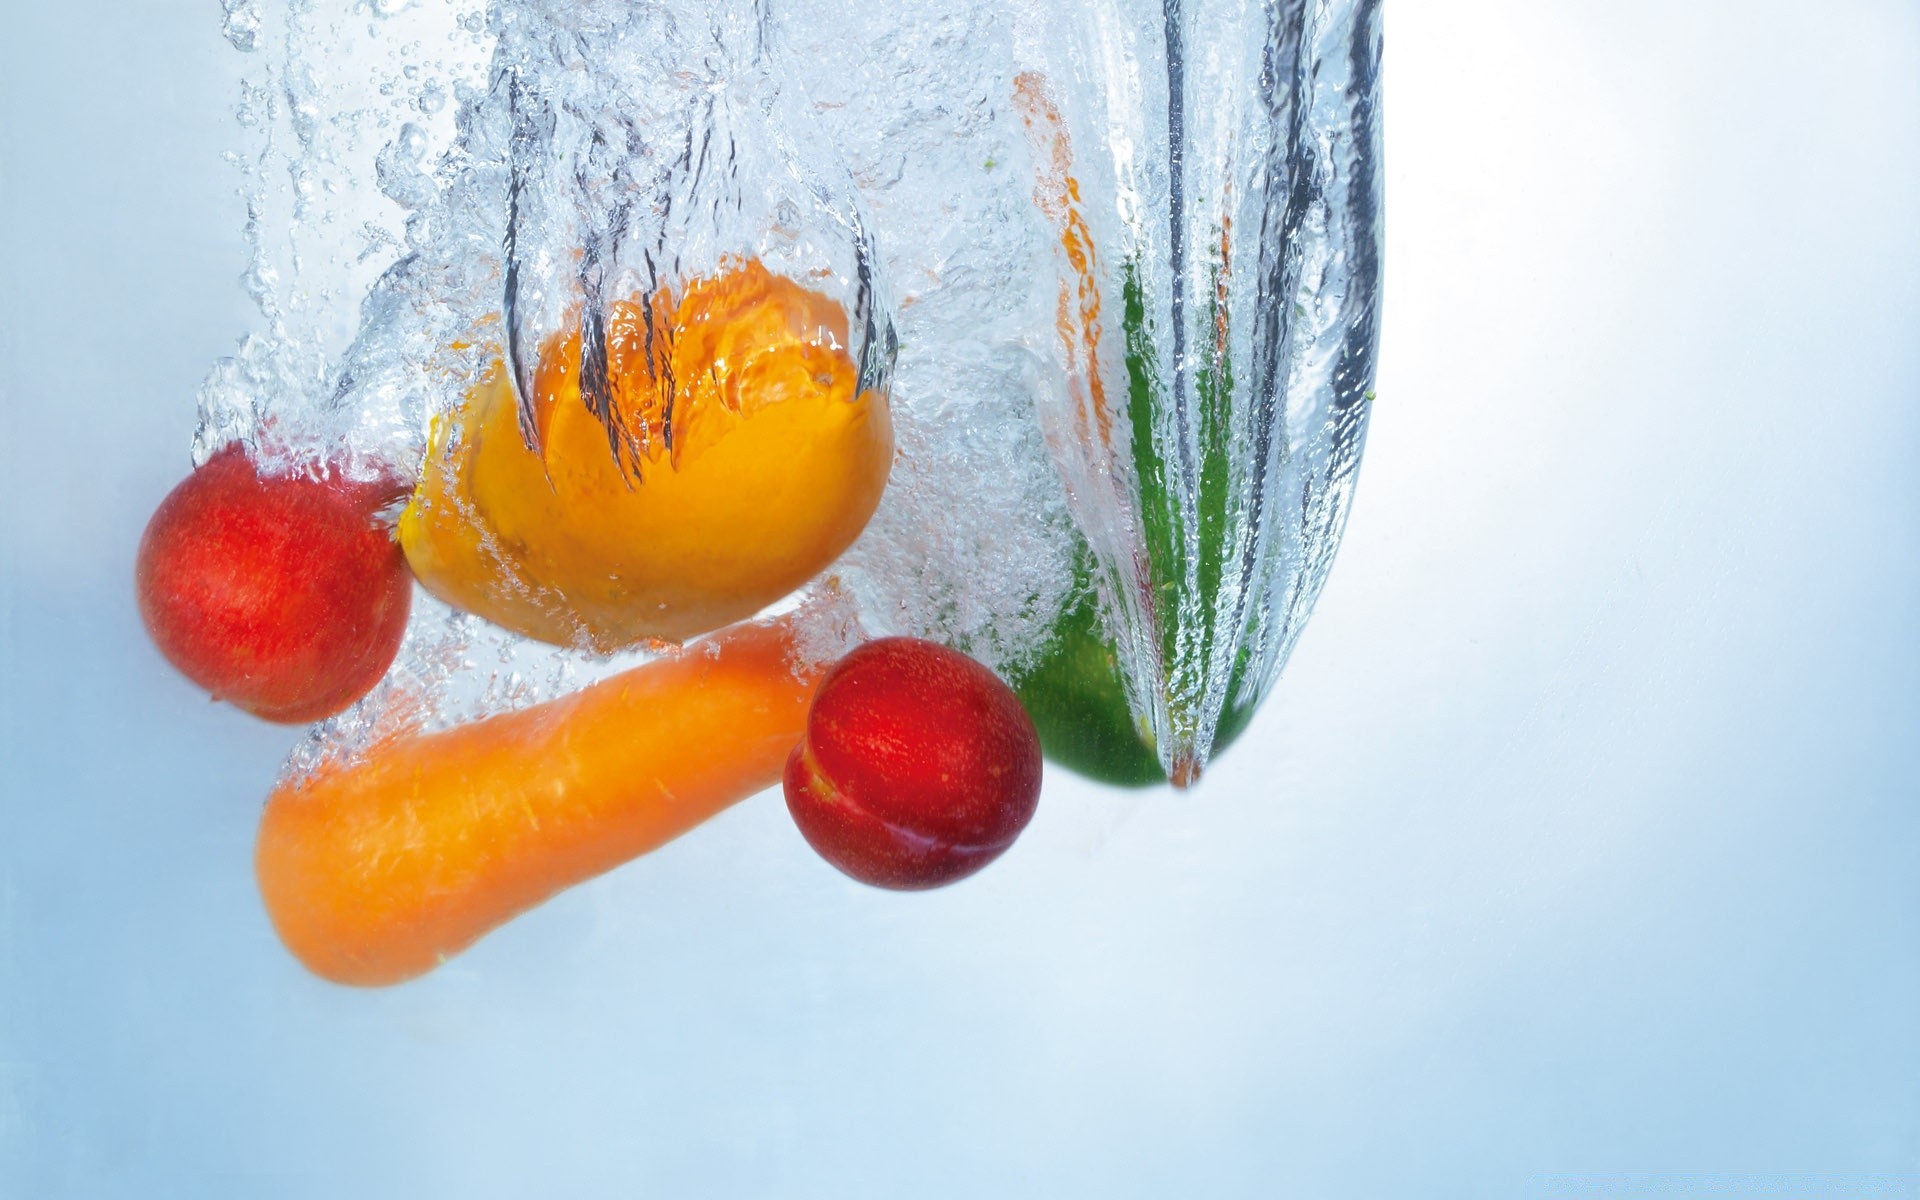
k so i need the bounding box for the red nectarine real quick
[784,638,1043,890]
[135,445,412,724]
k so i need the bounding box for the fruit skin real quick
[1013,578,1165,788]
[135,445,413,725]
[400,261,893,651]
[1012,561,1256,789]
[785,638,1042,891]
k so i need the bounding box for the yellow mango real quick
[400,260,892,650]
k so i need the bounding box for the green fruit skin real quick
[1012,578,1257,789]
[1014,582,1166,788]
[1013,250,1270,789]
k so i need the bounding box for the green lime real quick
[1011,565,1258,789]
[1012,579,1166,788]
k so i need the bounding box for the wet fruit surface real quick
[1012,577,1165,787]
[400,260,893,651]
[135,446,412,724]
[785,638,1042,891]
[1011,557,1258,788]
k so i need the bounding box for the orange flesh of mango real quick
[400,261,892,650]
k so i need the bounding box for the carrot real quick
[255,616,823,986]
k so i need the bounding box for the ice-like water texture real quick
[782,1,1080,671]
[199,0,495,481]
[1013,0,1383,780]
[203,0,1377,784]
[493,0,894,465]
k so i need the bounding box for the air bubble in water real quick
[375,123,434,211]
[222,0,262,52]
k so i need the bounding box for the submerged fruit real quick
[401,259,892,651]
[785,638,1042,891]
[1011,553,1257,788]
[1012,579,1164,788]
[135,445,412,724]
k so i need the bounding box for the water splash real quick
[200,0,1380,785]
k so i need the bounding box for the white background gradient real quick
[2,0,1917,1195]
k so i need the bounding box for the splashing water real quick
[203,0,1380,787]
[1009,1,1383,782]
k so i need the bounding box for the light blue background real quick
[3,0,1917,1196]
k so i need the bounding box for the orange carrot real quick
[256,617,822,986]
